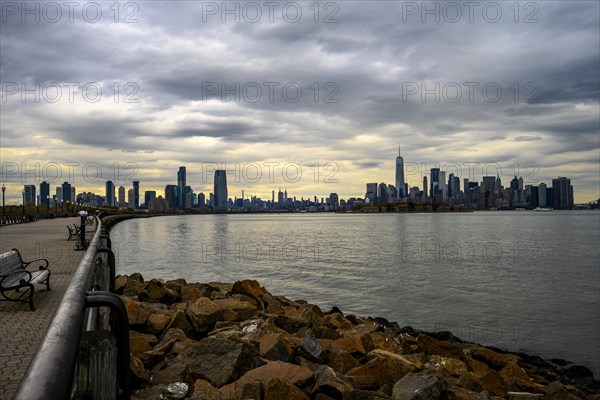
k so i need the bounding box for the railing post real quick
[83,292,130,400]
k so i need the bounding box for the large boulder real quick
[346,350,420,390]
[139,279,179,304]
[186,297,224,333]
[176,337,258,388]
[260,333,294,362]
[219,361,314,399]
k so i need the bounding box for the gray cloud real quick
[0,0,598,200]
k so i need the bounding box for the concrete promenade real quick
[0,217,92,399]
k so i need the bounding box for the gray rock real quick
[392,373,446,400]
[175,336,257,387]
[300,334,327,363]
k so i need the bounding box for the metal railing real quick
[14,216,130,400]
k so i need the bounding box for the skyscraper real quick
[106,181,115,206]
[552,177,573,209]
[395,145,405,199]
[423,176,428,200]
[329,193,339,211]
[118,186,126,207]
[538,183,547,207]
[214,170,228,210]
[128,189,134,208]
[62,182,72,202]
[24,185,36,207]
[366,182,378,204]
[198,193,206,208]
[133,181,140,209]
[145,191,157,208]
[39,181,49,209]
[165,185,177,209]
[177,167,186,208]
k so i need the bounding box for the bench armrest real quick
[0,270,32,289]
[23,258,49,271]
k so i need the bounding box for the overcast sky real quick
[1,1,599,203]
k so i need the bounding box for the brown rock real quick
[212,298,257,321]
[190,379,222,400]
[186,297,224,333]
[425,355,468,378]
[311,364,353,398]
[182,286,205,303]
[346,350,420,390]
[500,363,545,394]
[139,279,178,304]
[230,279,266,300]
[264,378,309,400]
[130,331,157,355]
[172,339,199,355]
[163,311,194,337]
[342,321,382,338]
[121,296,150,326]
[209,282,234,294]
[259,333,294,362]
[239,381,263,400]
[123,279,145,297]
[153,362,191,385]
[417,334,464,359]
[297,304,325,325]
[323,313,353,330]
[115,275,128,294]
[219,361,314,399]
[478,370,507,397]
[344,389,393,400]
[130,355,150,388]
[273,315,309,333]
[445,387,489,400]
[165,278,187,294]
[326,348,360,374]
[332,335,368,355]
[147,310,175,335]
[544,381,579,400]
[371,331,402,354]
[467,345,521,370]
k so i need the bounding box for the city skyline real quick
[1,2,598,203]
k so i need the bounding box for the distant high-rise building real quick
[366,182,378,204]
[71,187,76,203]
[177,167,186,208]
[377,183,390,203]
[510,176,519,191]
[329,193,339,211]
[106,181,115,206]
[552,177,573,209]
[209,193,214,208]
[24,185,36,207]
[165,185,177,209]
[538,183,547,207]
[62,182,72,202]
[145,191,157,208]
[118,186,126,207]
[214,170,228,210]
[423,176,428,200]
[395,145,405,199]
[530,185,539,208]
[128,189,134,208]
[133,181,140,209]
[198,193,206,208]
[482,176,496,195]
[56,186,62,203]
[40,181,50,209]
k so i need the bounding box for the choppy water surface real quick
[112,211,600,376]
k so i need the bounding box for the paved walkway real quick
[0,217,94,399]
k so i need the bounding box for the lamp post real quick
[22,190,25,220]
[1,184,5,216]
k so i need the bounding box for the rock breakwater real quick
[116,274,599,400]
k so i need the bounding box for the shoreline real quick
[119,273,599,400]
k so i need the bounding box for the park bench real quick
[0,249,51,310]
[67,224,79,240]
